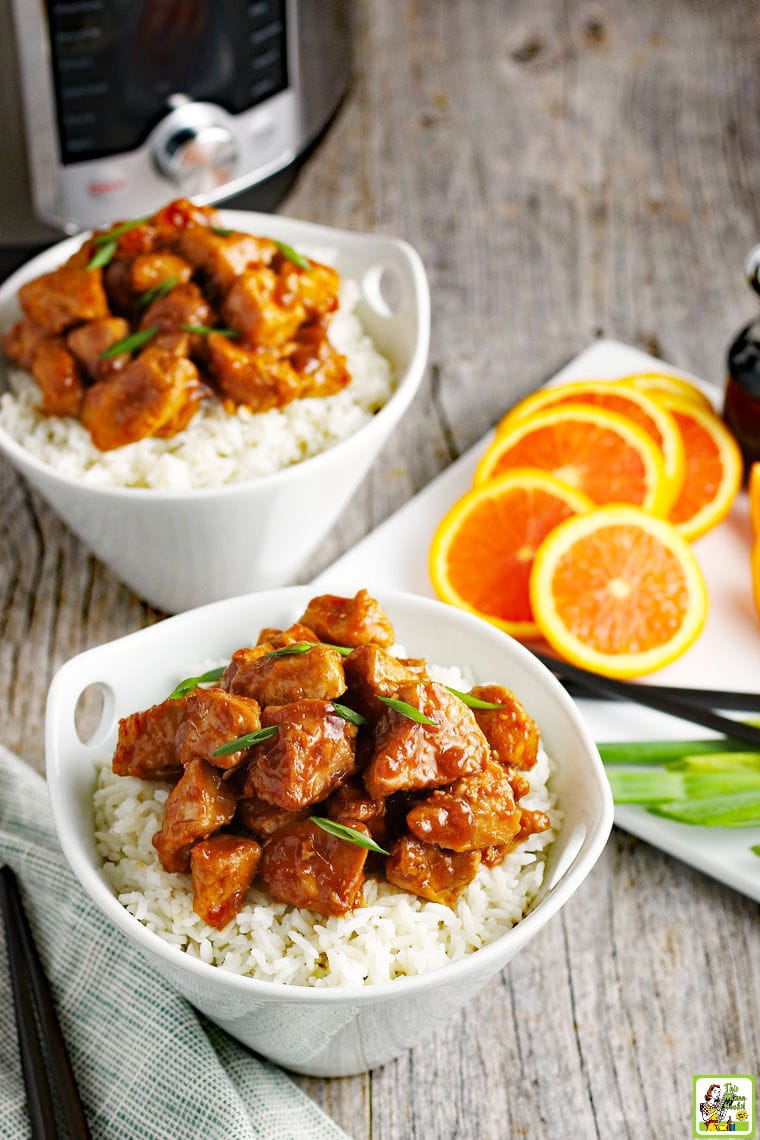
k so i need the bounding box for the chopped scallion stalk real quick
[136,275,179,309]
[330,703,367,726]
[168,666,226,700]
[275,240,311,270]
[311,817,389,855]
[100,326,158,358]
[378,696,436,725]
[212,725,279,756]
[86,240,118,271]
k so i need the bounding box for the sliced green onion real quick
[446,685,506,710]
[168,665,227,700]
[378,696,437,725]
[605,768,687,804]
[752,845,760,857]
[86,240,118,271]
[212,725,279,756]
[666,752,760,774]
[100,326,158,359]
[92,216,148,245]
[275,240,311,271]
[211,225,234,237]
[135,275,179,309]
[330,703,367,726]
[324,643,353,657]
[598,737,755,766]
[263,642,315,659]
[648,790,760,828]
[311,817,389,855]
[179,323,238,338]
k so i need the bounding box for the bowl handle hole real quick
[542,822,587,893]
[74,682,116,748]
[361,264,405,317]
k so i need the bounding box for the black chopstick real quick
[0,866,91,1139]
[531,651,760,748]
[559,678,760,712]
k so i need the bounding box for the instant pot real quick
[0,0,350,258]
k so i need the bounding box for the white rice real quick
[92,664,562,988]
[0,272,394,490]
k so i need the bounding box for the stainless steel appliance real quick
[0,0,350,249]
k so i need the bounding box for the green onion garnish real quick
[92,217,149,245]
[212,725,279,756]
[211,225,234,237]
[136,275,179,309]
[600,737,760,840]
[100,326,158,359]
[86,240,118,271]
[324,644,353,657]
[752,845,760,857]
[446,686,507,710]
[263,642,315,659]
[168,665,227,700]
[275,240,311,271]
[378,696,437,725]
[179,324,238,338]
[311,817,389,855]
[330,703,367,726]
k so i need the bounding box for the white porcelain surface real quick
[0,213,430,613]
[46,586,613,1076]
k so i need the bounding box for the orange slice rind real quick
[475,403,672,516]
[529,504,709,678]
[429,468,594,638]
[496,378,686,511]
[657,395,743,540]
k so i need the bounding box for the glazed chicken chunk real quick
[243,699,358,811]
[343,643,424,721]
[80,347,203,450]
[299,589,395,649]
[66,317,130,382]
[175,687,261,770]
[221,642,347,706]
[259,819,369,915]
[469,684,540,771]
[206,334,301,411]
[385,836,481,907]
[152,758,237,873]
[112,694,189,781]
[364,680,490,799]
[18,265,109,334]
[190,834,262,929]
[405,761,523,852]
[30,340,84,417]
[179,227,277,293]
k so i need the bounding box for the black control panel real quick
[45,0,288,165]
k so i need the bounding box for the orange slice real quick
[749,461,760,538]
[752,539,760,622]
[530,505,709,678]
[474,404,671,515]
[657,396,743,540]
[620,371,715,413]
[496,379,685,509]
[429,468,594,638]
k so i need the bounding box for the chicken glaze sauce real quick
[1,198,350,451]
[110,590,551,929]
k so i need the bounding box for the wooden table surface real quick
[3,1,760,1137]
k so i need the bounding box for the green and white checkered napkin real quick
[0,744,350,1140]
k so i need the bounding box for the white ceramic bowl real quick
[46,586,613,1077]
[0,213,430,612]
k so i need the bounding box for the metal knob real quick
[153,110,238,195]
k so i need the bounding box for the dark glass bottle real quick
[724,244,760,475]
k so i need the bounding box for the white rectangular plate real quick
[315,338,760,902]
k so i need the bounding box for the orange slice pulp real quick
[529,504,709,678]
[475,403,672,515]
[429,468,594,638]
